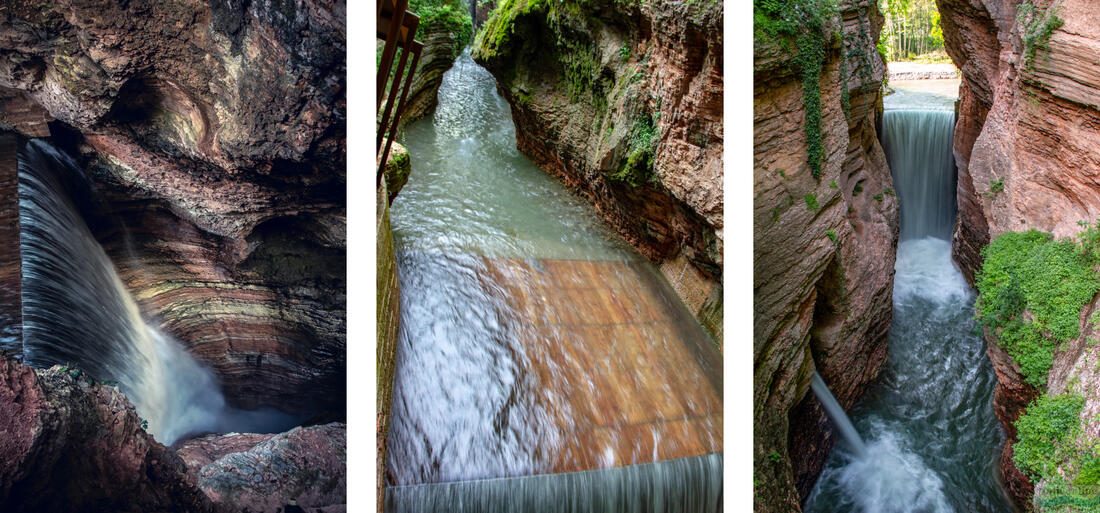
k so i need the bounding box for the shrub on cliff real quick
[412,0,474,56]
[1014,392,1084,479]
[975,229,1100,387]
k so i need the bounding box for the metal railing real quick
[377,0,423,186]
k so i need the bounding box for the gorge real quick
[755,0,1100,511]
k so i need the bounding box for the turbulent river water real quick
[386,50,722,511]
[804,80,1015,512]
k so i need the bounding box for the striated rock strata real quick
[753,0,898,510]
[471,0,723,342]
[0,1,346,417]
[938,0,1100,506]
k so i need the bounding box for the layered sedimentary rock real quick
[753,1,898,510]
[0,1,346,417]
[938,0,1100,506]
[0,356,215,513]
[0,133,18,345]
[471,0,723,341]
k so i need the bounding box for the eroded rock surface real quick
[178,424,347,513]
[753,1,898,510]
[939,0,1100,506]
[472,0,723,341]
[0,1,346,417]
[0,355,214,513]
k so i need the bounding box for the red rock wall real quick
[753,1,898,510]
[0,2,346,417]
[939,0,1100,506]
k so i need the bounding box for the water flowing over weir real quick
[805,83,1014,512]
[386,50,723,511]
[18,139,298,445]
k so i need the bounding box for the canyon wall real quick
[0,1,346,418]
[471,0,723,343]
[753,1,897,510]
[939,0,1100,508]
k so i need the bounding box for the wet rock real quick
[383,142,411,202]
[0,355,214,513]
[183,424,347,513]
[753,0,898,509]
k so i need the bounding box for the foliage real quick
[879,0,945,61]
[884,188,895,196]
[1014,392,1084,479]
[826,229,837,242]
[873,193,883,202]
[1018,0,1064,70]
[755,0,838,179]
[853,183,863,196]
[619,42,631,62]
[768,451,783,463]
[990,177,1005,193]
[805,193,819,211]
[411,0,475,57]
[608,110,659,187]
[975,229,1100,387]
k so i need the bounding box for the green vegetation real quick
[1018,0,1064,70]
[990,177,1005,193]
[755,0,839,179]
[805,193,820,211]
[974,227,1100,387]
[853,183,863,196]
[1014,392,1084,479]
[873,193,883,202]
[767,451,783,463]
[619,42,631,62]
[884,188,895,196]
[608,110,659,187]
[879,0,945,61]
[411,0,474,58]
[829,180,838,189]
[826,229,838,242]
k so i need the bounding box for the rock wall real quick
[753,1,897,510]
[397,0,473,129]
[0,133,19,346]
[0,1,346,418]
[0,356,215,513]
[939,0,1100,507]
[471,0,723,342]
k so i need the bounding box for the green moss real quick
[975,229,1100,387]
[873,193,883,202]
[754,0,838,179]
[607,110,659,187]
[411,0,474,57]
[826,229,837,242]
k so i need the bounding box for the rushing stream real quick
[386,50,722,511]
[804,82,1015,512]
[18,139,298,445]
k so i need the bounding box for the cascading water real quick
[385,50,722,512]
[18,139,297,445]
[805,82,1014,512]
[810,372,866,457]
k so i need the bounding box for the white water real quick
[19,139,296,445]
[805,87,1012,512]
[810,372,867,456]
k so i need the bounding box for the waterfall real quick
[805,97,1012,512]
[880,109,957,241]
[18,139,296,445]
[387,454,722,513]
[811,372,867,456]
